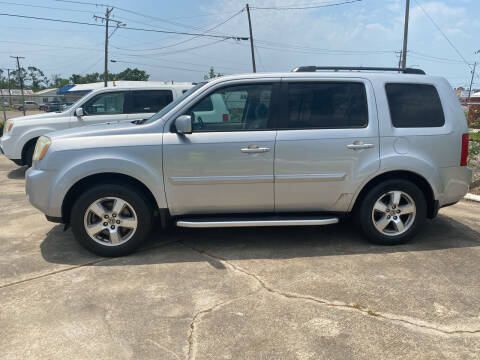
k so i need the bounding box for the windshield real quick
[142,82,207,125]
[62,93,90,113]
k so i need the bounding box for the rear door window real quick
[284,82,368,129]
[129,90,173,113]
[385,83,445,127]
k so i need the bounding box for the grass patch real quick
[470,131,480,142]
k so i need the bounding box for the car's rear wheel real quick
[357,179,427,245]
[70,183,153,257]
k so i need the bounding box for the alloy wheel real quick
[83,197,138,246]
[371,190,416,236]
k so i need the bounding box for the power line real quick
[57,0,238,35]
[111,9,245,52]
[255,39,396,54]
[250,0,361,10]
[110,59,206,74]
[413,0,472,70]
[54,0,109,7]
[0,1,94,13]
[113,38,229,57]
[0,39,103,52]
[0,12,249,40]
[410,50,473,64]
[109,53,249,72]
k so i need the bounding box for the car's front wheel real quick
[357,179,427,245]
[70,183,153,257]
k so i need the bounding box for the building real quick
[34,88,61,104]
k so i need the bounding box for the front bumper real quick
[25,167,62,219]
[0,135,23,165]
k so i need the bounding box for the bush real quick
[469,138,480,168]
[0,121,3,135]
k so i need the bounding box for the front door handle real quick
[241,145,270,153]
[347,142,375,150]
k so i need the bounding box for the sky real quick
[0,0,479,88]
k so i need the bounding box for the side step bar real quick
[176,217,339,228]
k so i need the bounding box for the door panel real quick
[163,131,276,215]
[163,82,278,216]
[274,80,380,212]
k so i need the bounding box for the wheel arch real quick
[351,170,437,219]
[21,137,39,165]
[61,172,160,224]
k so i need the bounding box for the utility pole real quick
[10,56,26,116]
[94,8,124,87]
[401,0,410,69]
[7,68,11,98]
[246,4,256,73]
[468,62,477,104]
[396,51,403,69]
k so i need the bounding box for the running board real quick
[176,216,339,228]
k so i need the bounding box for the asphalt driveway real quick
[1,155,480,359]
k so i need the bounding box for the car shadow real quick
[40,213,480,267]
[7,166,27,179]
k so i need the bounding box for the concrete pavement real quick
[1,155,480,359]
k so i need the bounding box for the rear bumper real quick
[438,166,473,207]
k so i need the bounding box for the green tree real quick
[0,69,7,88]
[115,67,150,81]
[50,74,70,88]
[26,66,49,91]
[70,72,103,84]
[204,66,223,80]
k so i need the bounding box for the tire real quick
[24,141,36,167]
[357,179,427,245]
[70,183,153,257]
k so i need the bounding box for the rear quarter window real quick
[385,83,445,128]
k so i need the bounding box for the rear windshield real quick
[385,83,445,128]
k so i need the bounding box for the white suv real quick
[1,83,193,166]
[24,67,472,256]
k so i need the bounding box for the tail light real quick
[460,133,469,166]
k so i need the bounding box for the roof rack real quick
[291,66,426,75]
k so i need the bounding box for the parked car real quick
[43,102,64,112]
[13,101,40,111]
[60,102,75,111]
[0,83,193,166]
[24,67,472,256]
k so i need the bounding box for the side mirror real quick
[75,107,84,117]
[175,115,192,134]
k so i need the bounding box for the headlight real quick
[32,136,51,162]
[4,120,13,134]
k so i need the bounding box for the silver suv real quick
[25,67,472,256]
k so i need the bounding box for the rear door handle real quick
[347,142,375,150]
[241,145,270,153]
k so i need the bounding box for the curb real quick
[464,193,480,203]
